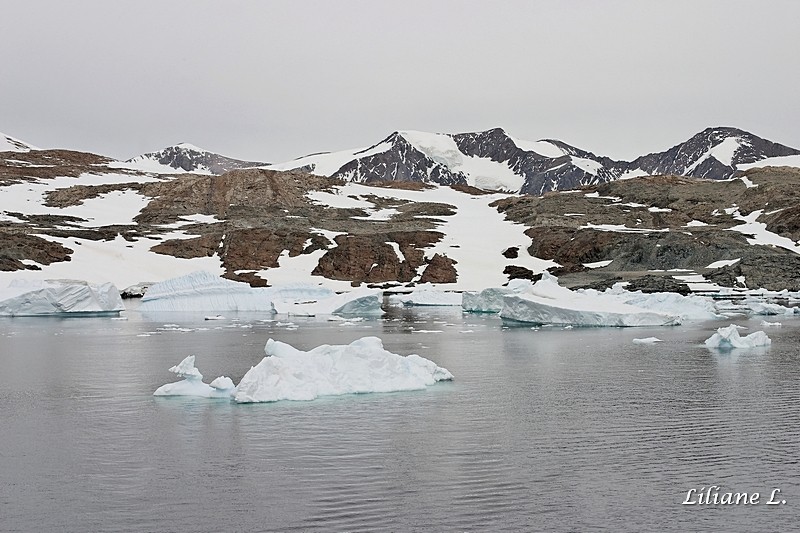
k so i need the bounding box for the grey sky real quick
[3,0,799,163]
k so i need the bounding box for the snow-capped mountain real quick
[268,127,800,194]
[0,132,38,152]
[126,143,268,175]
[627,127,800,180]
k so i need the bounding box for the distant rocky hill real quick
[1,132,38,152]
[126,143,268,175]
[268,127,800,194]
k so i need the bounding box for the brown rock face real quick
[0,233,73,271]
[418,253,458,283]
[312,231,443,283]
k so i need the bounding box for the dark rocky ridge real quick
[128,144,268,175]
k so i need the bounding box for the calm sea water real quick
[1,303,798,532]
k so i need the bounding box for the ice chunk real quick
[704,324,771,349]
[233,336,453,403]
[462,279,533,313]
[140,271,275,312]
[605,287,721,321]
[0,279,124,317]
[390,284,463,307]
[633,337,662,344]
[760,320,782,327]
[153,355,235,398]
[499,273,680,327]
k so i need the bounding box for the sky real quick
[3,0,800,163]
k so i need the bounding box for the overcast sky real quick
[3,0,799,163]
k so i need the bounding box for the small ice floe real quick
[153,356,235,398]
[760,320,782,327]
[704,324,771,350]
[204,315,226,321]
[632,337,662,344]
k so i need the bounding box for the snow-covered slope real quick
[0,132,38,152]
[125,143,268,175]
[269,126,800,194]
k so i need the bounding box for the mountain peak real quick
[1,132,39,153]
[126,144,268,175]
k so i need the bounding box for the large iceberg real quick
[234,337,453,402]
[139,271,382,316]
[139,271,275,312]
[153,337,453,403]
[462,279,534,313]
[0,279,124,317]
[499,273,680,327]
[704,324,771,349]
[153,355,236,398]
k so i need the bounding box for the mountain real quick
[268,127,800,194]
[126,143,268,175]
[1,132,38,152]
[628,126,800,180]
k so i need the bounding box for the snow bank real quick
[234,337,453,402]
[462,279,534,313]
[153,355,235,398]
[0,279,124,316]
[704,324,771,349]
[390,285,463,307]
[499,273,680,327]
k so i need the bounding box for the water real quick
[1,305,799,532]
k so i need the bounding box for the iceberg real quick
[139,271,382,316]
[602,285,721,321]
[462,279,534,313]
[140,271,275,312]
[271,287,383,316]
[704,324,771,349]
[234,336,453,403]
[390,284,462,307]
[632,337,662,344]
[499,273,680,327]
[0,279,124,317]
[153,355,236,398]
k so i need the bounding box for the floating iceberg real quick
[390,284,462,307]
[139,271,382,316]
[153,337,453,403]
[462,279,534,313]
[499,273,680,327]
[0,279,124,317]
[704,324,771,349]
[153,355,236,398]
[632,337,662,344]
[234,337,453,402]
[603,286,721,321]
[140,271,275,312]
[271,287,383,316]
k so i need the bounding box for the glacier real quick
[0,279,124,317]
[153,337,453,403]
[499,273,680,327]
[153,355,236,398]
[704,324,771,349]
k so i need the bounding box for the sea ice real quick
[233,336,453,403]
[497,273,680,327]
[0,279,124,317]
[153,355,235,398]
[704,324,771,349]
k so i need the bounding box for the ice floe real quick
[704,324,771,350]
[632,337,662,344]
[0,279,124,316]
